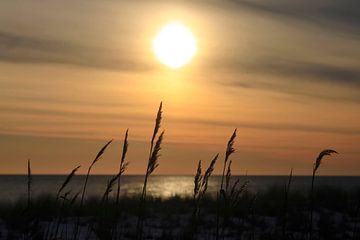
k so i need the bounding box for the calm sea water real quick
[0,175,359,202]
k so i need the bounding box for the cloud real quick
[222,80,359,103]
[0,31,152,71]
[244,58,360,88]
[0,105,151,122]
[232,0,360,35]
[2,93,137,109]
[216,58,360,103]
[171,117,360,136]
[276,63,358,88]
[2,104,359,136]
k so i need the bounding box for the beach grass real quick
[0,103,355,240]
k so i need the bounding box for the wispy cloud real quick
[1,93,137,109]
[170,117,360,136]
[244,59,360,88]
[0,31,152,71]
[0,105,151,122]
[1,103,359,137]
[232,0,360,35]
[225,80,360,104]
[216,58,360,103]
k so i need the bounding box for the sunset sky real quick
[0,0,359,175]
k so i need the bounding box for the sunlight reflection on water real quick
[0,175,359,201]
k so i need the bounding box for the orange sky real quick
[0,0,359,175]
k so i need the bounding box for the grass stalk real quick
[116,129,129,205]
[57,165,81,199]
[73,139,113,240]
[309,149,338,240]
[136,102,164,240]
[80,139,113,206]
[54,191,71,239]
[58,166,79,214]
[48,165,80,240]
[282,168,293,240]
[102,173,121,204]
[27,159,32,210]
[26,159,32,239]
[191,154,218,238]
[220,129,237,191]
[217,129,237,240]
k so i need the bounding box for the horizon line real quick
[0,174,359,177]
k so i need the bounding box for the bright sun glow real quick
[153,22,197,69]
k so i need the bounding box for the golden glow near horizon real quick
[153,22,197,69]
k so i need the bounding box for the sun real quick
[153,22,197,69]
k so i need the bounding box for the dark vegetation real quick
[0,102,358,240]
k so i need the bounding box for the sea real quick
[0,175,359,202]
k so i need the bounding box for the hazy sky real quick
[0,0,359,175]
